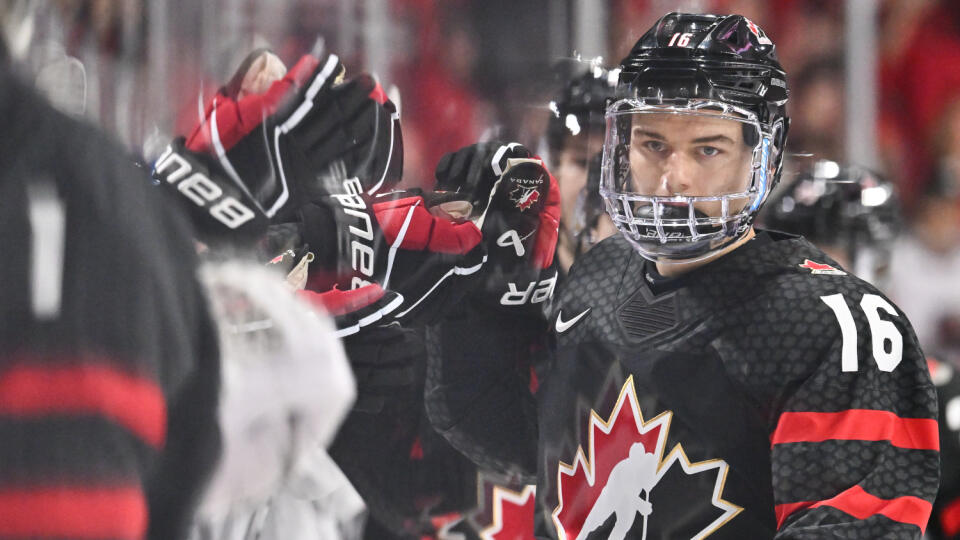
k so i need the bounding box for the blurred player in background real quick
[545,60,619,274]
[760,160,900,286]
[0,29,220,540]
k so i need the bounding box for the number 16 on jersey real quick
[821,293,904,372]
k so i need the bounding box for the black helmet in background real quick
[546,59,619,156]
[760,159,900,283]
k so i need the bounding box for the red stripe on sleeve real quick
[775,500,810,527]
[0,363,166,448]
[771,409,938,451]
[775,485,932,532]
[0,486,147,539]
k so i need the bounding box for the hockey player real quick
[426,12,939,539]
[546,61,618,274]
[326,141,559,539]
[0,39,220,540]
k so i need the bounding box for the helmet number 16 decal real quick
[667,33,694,47]
[821,293,904,372]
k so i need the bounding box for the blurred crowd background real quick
[7,0,960,382]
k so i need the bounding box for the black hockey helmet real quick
[761,160,900,260]
[546,59,618,154]
[601,12,790,263]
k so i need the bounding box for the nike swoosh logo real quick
[556,308,591,333]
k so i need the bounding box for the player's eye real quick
[698,146,722,157]
[643,140,667,154]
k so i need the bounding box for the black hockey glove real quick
[295,178,486,328]
[434,142,560,318]
[341,323,423,413]
[152,138,269,246]
[188,48,402,223]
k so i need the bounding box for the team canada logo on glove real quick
[507,163,548,213]
[434,142,561,314]
[511,186,540,211]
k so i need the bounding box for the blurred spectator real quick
[395,0,493,188]
[886,88,960,363]
[881,0,960,207]
[886,168,960,363]
[786,57,845,162]
[766,0,842,73]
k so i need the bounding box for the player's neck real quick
[655,227,757,278]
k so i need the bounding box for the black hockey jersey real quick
[535,231,939,539]
[0,63,220,540]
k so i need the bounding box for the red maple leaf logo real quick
[511,187,540,211]
[743,17,772,45]
[798,259,846,275]
[481,485,536,540]
[553,376,742,540]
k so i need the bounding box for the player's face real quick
[627,113,755,217]
[556,133,604,230]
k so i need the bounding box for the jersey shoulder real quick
[553,235,642,343]
[718,235,928,403]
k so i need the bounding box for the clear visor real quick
[600,99,781,263]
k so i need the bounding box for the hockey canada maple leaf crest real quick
[553,376,742,540]
[510,186,540,211]
[798,259,846,276]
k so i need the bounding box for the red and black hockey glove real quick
[263,225,425,413]
[153,138,270,246]
[290,176,485,331]
[433,142,560,318]
[184,47,402,223]
[259,221,401,337]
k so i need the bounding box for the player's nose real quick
[657,152,694,195]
